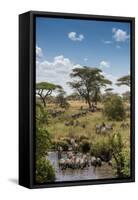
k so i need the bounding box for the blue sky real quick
[36,17,130,94]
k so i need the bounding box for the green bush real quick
[35,103,56,183]
[91,137,112,161]
[36,125,51,159]
[120,149,130,177]
[80,140,90,153]
[110,133,130,178]
[36,157,55,184]
[103,94,125,121]
[55,140,69,151]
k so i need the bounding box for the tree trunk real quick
[41,97,46,107]
[39,94,46,107]
[87,95,91,108]
[37,92,46,107]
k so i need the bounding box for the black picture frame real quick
[19,10,135,189]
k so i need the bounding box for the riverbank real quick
[47,151,115,182]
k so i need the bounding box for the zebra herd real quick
[48,109,65,118]
[47,105,100,120]
[95,121,129,134]
[57,138,111,170]
[59,152,103,170]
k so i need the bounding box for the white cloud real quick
[112,28,130,42]
[100,60,110,68]
[36,55,82,94]
[68,32,84,41]
[36,46,43,58]
[36,51,129,95]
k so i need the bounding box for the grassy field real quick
[44,100,130,152]
[36,98,131,181]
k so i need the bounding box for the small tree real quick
[110,133,130,178]
[56,88,70,109]
[36,157,55,183]
[103,94,125,121]
[36,82,61,107]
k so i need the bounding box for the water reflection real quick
[48,151,115,182]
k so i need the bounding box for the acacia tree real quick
[68,67,112,108]
[36,82,61,107]
[56,88,70,109]
[104,88,113,93]
[116,75,130,87]
[91,86,101,105]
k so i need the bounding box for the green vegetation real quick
[116,75,130,87]
[91,132,130,178]
[36,157,55,183]
[68,67,112,108]
[91,136,112,161]
[35,103,55,183]
[35,67,131,181]
[110,133,130,178]
[80,140,91,153]
[36,82,62,107]
[103,94,126,121]
[56,88,70,109]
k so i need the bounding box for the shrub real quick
[110,133,130,178]
[103,94,125,121]
[36,125,51,159]
[36,157,55,184]
[120,148,130,177]
[35,103,56,183]
[91,137,112,161]
[80,140,90,153]
[55,140,69,151]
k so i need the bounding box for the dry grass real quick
[45,100,130,150]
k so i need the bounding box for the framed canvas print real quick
[19,11,135,189]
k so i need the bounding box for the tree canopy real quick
[68,66,112,108]
[103,94,126,121]
[104,88,113,92]
[36,82,62,107]
[116,75,130,87]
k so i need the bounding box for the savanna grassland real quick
[36,98,131,181]
[46,100,130,147]
[35,67,131,184]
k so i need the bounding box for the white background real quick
[0,0,137,199]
